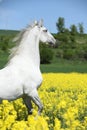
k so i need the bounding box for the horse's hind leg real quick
[29,89,43,115]
[23,95,33,114]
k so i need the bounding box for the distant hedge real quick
[40,43,54,64]
[55,33,87,61]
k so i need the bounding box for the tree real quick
[56,17,65,33]
[70,24,78,35]
[78,23,84,34]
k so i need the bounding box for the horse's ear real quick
[34,20,38,25]
[38,19,43,27]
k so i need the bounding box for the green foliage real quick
[63,49,76,60]
[70,24,78,35]
[56,40,87,61]
[55,30,87,61]
[0,25,87,68]
[0,31,17,52]
[0,30,19,36]
[0,36,9,51]
[56,17,65,33]
[0,52,9,69]
[40,43,54,64]
[78,23,84,34]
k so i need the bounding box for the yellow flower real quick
[12,121,29,130]
[59,100,66,109]
[0,73,86,130]
[54,118,61,130]
[2,100,9,105]
[0,120,3,128]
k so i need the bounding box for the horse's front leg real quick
[29,89,43,115]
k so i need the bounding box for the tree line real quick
[54,17,87,61]
[56,17,84,34]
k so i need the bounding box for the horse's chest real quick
[33,71,43,87]
[23,70,43,90]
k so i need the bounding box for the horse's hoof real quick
[28,111,32,115]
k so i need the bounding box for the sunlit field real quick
[0,73,87,130]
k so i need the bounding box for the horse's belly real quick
[0,86,23,101]
[0,72,23,100]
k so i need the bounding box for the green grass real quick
[41,62,87,73]
[40,48,87,73]
[41,55,87,73]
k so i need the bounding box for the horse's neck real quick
[11,33,40,68]
[22,33,40,66]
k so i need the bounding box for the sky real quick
[0,0,87,33]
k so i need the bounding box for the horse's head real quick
[32,20,56,45]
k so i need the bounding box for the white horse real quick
[0,20,56,115]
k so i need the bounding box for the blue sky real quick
[0,0,87,33]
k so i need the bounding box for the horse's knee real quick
[40,104,43,110]
[28,89,44,114]
[38,104,43,115]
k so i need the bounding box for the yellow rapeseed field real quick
[0,73,87,130]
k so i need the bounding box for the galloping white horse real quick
[0,20,56,115]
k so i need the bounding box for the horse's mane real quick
[9,21,38,60]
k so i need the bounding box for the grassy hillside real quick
[0,30,19,36]
[75,34,87,44]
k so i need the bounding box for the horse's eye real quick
[43,29,47,32]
